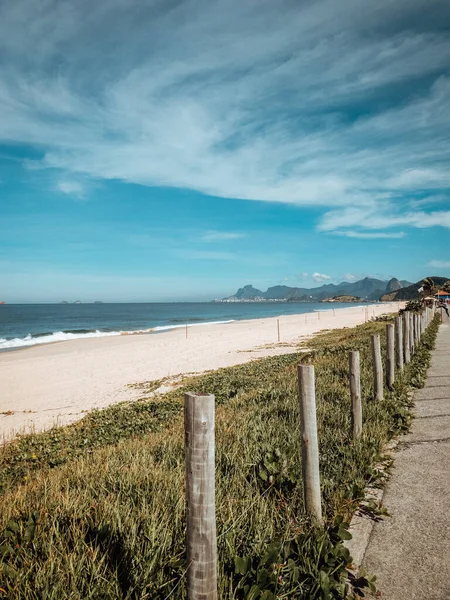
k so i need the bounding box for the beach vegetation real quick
[0,316,439,598]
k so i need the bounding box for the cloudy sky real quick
[1,0,449,301]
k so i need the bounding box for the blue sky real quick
[1,0,450,302]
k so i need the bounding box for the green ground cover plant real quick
[0,315,440,599]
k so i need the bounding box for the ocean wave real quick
[0,319,236,349]
[0,330,121,349]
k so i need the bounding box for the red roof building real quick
[435,290,450,302]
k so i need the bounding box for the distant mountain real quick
[234,285,264,299]
[225,276,412,302]
[381,276,450,301]
[386,278,402,293]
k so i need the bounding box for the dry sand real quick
[0,303,401,441]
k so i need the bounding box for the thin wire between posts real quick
[162,561,193,600]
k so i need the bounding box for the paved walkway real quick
[363,312,450,599]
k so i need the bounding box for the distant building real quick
[435,290,450,303]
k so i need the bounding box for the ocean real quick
[0,302,364,350]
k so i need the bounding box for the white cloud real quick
[200,231,244,242]
[0,0,449,231]
[319,209,450,233]
[334,231,406,239]
[57,179,85,197]
[428,260,450,269]
[312,272,331,282]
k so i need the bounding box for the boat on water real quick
[0,301,5,305]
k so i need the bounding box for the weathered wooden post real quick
[297,365,322,522]
[184,393,217,600]
[277,318,280,342]
[403,313,411,364]
[386,324,395,389]
[349,351,362,438]
[371,334,383,401]
[395,316,403,371]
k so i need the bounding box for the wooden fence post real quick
[184,393,217,600]
[395,316,403,371]
[297,365,322,522]
[386,324,395,389]
[371,334,383,401]
[349,351,362,438]
[403,313,411,364]
[277,319,280,342]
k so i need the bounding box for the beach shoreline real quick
[0,302,402,441]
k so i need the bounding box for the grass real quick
[0,315,440,599]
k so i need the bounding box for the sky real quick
[1,0,450,302]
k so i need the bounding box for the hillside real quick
[321,295,362,303]
[225,276,414,302]
[380,276,450,301]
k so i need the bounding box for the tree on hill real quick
[421,277,435,296]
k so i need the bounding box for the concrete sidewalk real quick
[362,313,450,599]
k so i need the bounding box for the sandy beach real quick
[0,303,401,441]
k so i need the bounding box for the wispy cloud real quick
[428,260,450,269]
[200,230,244,242]
[312,272,331,282]
[57,179,86,198]
[319,209,450,233]
[0,0,449,232]
[334,231,406,239]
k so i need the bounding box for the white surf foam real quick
[0,319,236,349]
[0,330,121,350]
